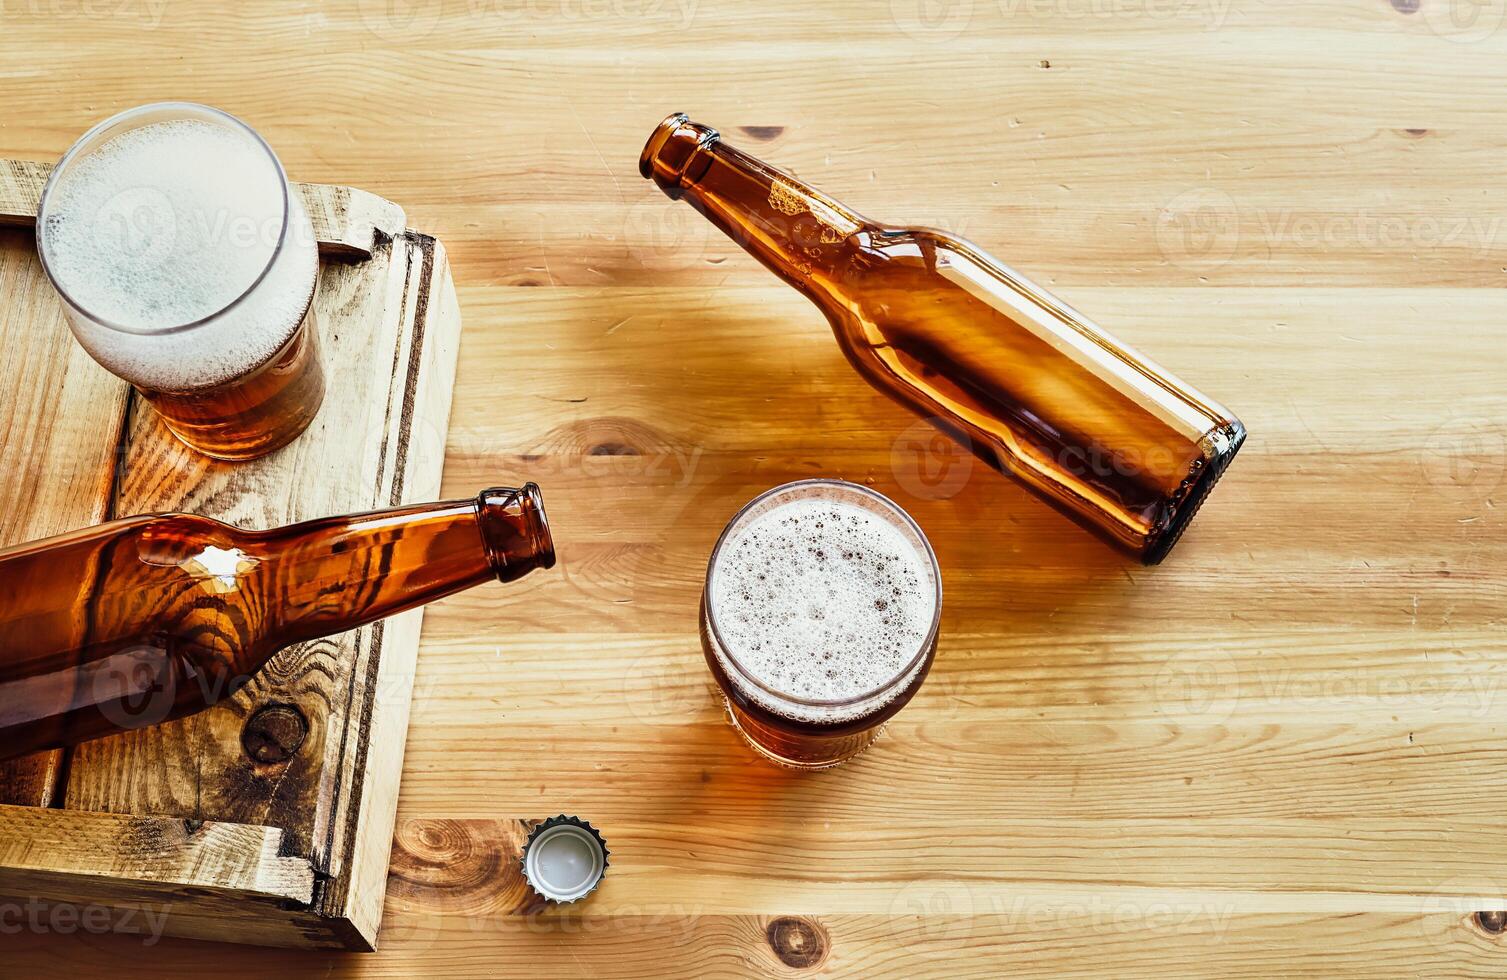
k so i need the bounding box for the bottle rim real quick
[702,478,943,711]
[35,101,294,338]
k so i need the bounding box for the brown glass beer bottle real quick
[640,114,1246,563]
[0,486,554,759]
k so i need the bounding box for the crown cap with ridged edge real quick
[521,815,609,904]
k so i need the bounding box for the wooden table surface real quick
[2,1,1505,976]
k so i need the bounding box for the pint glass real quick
[36,102,324,460]
[700,480,943,769]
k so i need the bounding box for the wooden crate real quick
[0,161,462,949]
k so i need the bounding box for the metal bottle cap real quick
[521,815,609,904]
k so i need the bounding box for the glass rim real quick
[35,101,292,338]
[703,478,943,710]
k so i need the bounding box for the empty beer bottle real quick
[0,486,554,759]
[640,114,1245,563]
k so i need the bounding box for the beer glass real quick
[699,480,943,769]
[36,102,324,460]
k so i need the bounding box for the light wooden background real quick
[2,0,1506,976]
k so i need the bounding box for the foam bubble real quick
[708,489,937,725]
[41,116,317,391]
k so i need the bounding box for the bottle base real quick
[1143,418,1248,565]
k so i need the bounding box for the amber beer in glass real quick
[0,486,554,759]
[37,102,325,460]
[642,115,1246,563]
[700,480,942,769]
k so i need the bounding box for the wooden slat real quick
[0,805,312,901]
[0,804,316,948]
[0,224,127,807]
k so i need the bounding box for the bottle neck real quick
[275,485,554,642]
[640,114,869,294]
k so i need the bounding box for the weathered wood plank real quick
[0,225,127,807]
[0,804,317,948]
[0,169,460,949]
[0,805,312,901]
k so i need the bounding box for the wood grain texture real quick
[0,804,325,947]
[0,0,1504,974]
[0,178,460,948]
[0,222,126,807]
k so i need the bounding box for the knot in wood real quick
[241,703,308,764]
[766,916,828,969]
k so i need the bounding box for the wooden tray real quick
[0,160,461,949]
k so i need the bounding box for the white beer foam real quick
[709,492,937,724]
[42,117,317,391]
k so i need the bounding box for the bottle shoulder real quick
[821,226,995,304]
[857,225,996,266]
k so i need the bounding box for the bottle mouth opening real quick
[477,483,556,581]
[639,112,718,191]
[518,482,557,571]
[638,112,688,180]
